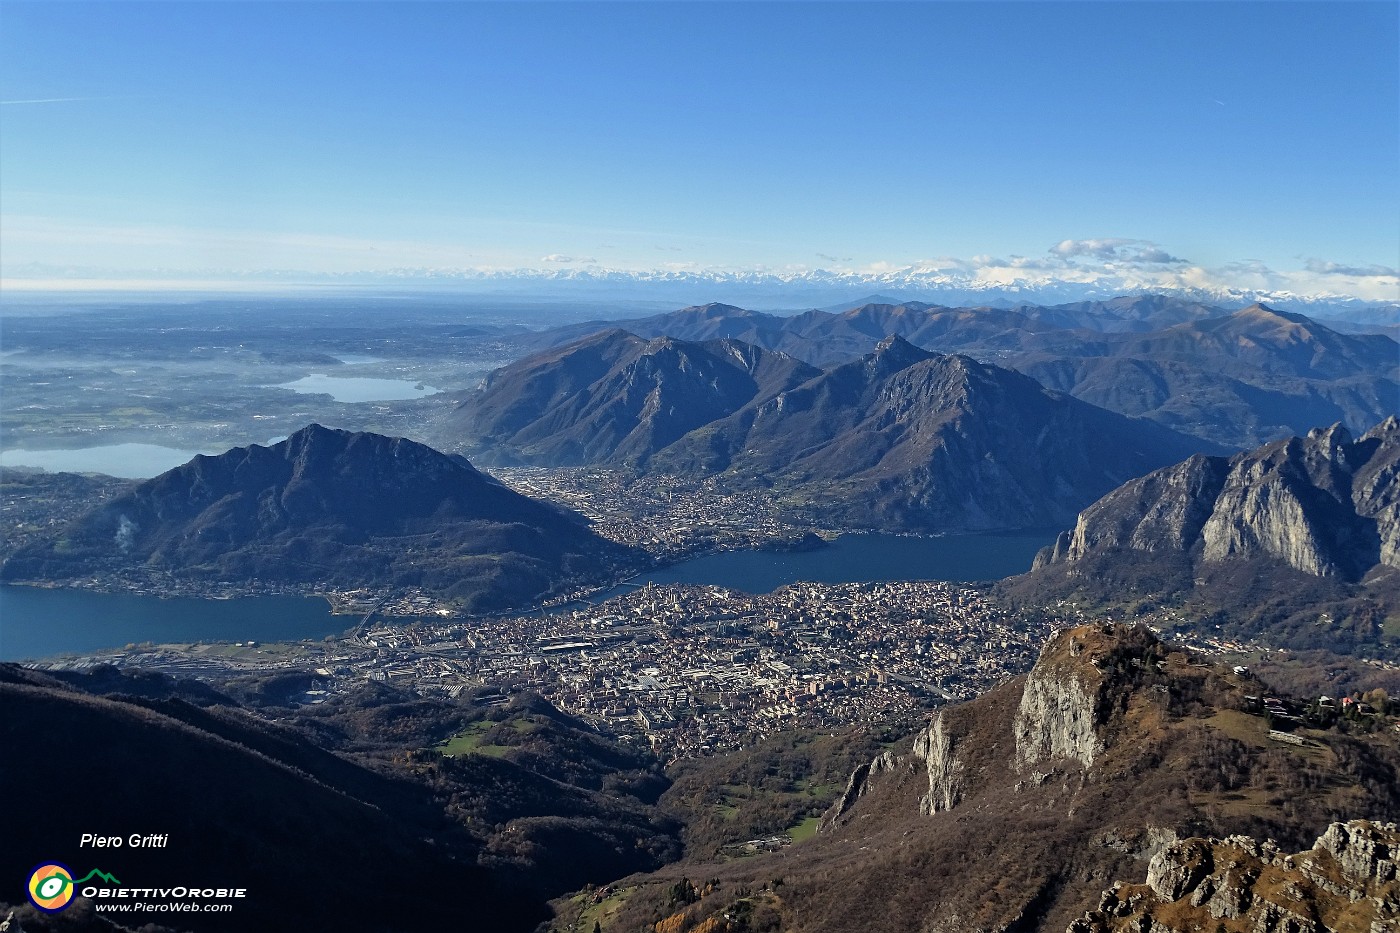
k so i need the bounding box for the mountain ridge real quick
[97,264,1395,318]
[1019,417,1400,657]
[1035,418,1399,581]
[513,299,1397,449]
[1,424,638,609]
[450,329,821,467]
[445,332,1213,532]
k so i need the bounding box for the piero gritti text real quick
[80,833,170,849]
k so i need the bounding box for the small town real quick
[492,466,827,561]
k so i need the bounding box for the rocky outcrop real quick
[912,712,965,815]
[1014,630,1109,772]
[1145,837,1214,901]
[1069,820,1400,933]
[828,622,1125,823]
[1036,417,1400,582]
[820,750,903,831]
[1314,821,1399,892]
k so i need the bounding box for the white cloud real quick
[1050,238,1187,265]
[1304,258,1399,278]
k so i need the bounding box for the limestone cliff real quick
[620,622,1400,933]
[820,750,903,830]
[1014,627,1112,771]
[825,624,1140,834]
[1036,417,1400,582]
[912,711,965,815]
[1069,820,1399,933]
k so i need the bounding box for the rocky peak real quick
[1307,421,1354,451]
[1013,625,1113,772]
[1198,423,1386,578]
[867,333,933,373]
[1037,418,1400,582]
[1365,414,1399,441]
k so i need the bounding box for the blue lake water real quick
[0,588,347,662]
[0,530,1056,661]
[584,529,1056,602]
[273,374,441,402]
[0,443,206,478]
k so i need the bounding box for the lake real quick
[273,373,441,402]
[0,530,1056,661]
[0,443,207,478]
[583,529,1056,602]
[0,587,348,662]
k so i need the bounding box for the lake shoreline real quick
[2,529,1058,661]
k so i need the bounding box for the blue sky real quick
[1,1,1396,299]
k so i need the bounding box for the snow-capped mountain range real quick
[6,261,1396,320]
[324,265,1400,319]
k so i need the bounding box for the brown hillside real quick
[559,624,1400,933]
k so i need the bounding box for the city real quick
[31,579,1074,760]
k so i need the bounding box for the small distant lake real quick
[0,587,348,662]
[0,443,206,478]
[273,373,441,402]
[585,529,1057,603]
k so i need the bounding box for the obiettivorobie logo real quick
[24,860,248,916]
[27,863,120,913]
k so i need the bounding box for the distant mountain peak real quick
[1233,302,1313,325]
[679,302,757,318]
[869,333,932,368]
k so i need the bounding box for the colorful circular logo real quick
[27,862,76,913]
